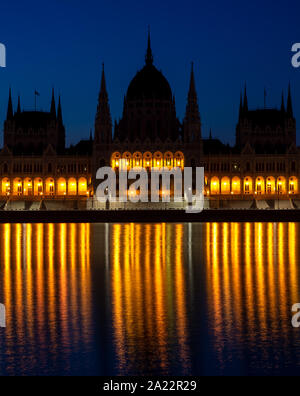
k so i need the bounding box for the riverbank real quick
[0,209,300,223]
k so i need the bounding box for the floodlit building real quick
[0,33,299,202]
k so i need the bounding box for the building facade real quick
[0,34,299,201]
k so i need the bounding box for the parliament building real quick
[0,34,299,203]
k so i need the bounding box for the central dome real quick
[127,63,172,101]
[126,31,172,101]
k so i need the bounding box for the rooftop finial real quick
[101,62,107,93]
[145,26,153,65]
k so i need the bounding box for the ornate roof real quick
[126,63,172,101]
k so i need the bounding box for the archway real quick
[153,152,163,168]
[111,152,121,170]
[164,152,173,168]
[289,176,298,194]
[34,178,43,196]
[13,178,22,196]
[133,152,143,167]
[78,177,87,195]
[231,177,241,194]
[23,178,33,196]
[244,177,253,194]
[266,177,275,194]
[143,152,153,170]
[277,177,286,194]
[45,178,55,196]
[122,152,132,170]
[2,178,10,196]
[57,178,66,196]
[68,178,77,195]
[210,177,220,195]
[174,151,184,170]
[221,177,230,194]
[255,177,265,195]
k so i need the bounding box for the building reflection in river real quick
[205,222,300,373]
[0,222,300,375]
[0,223,92,375]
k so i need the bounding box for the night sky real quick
[0,0,300,146]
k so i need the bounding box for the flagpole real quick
[35,90,36,112]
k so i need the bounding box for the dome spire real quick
[145,26,153,65]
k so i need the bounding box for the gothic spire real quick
[17,94,21,114]
[239,92,243,119]
[145,27,153,65]
[243,84,248,112]
[287,83,293,117]
[100,63,107,93]
[188,62,197,98]
[57,95,63,123]
[185,62,200,119]
[183,63,201,143]
[50,88,56,118]
[7,87,13,120]
[95,63,112,143]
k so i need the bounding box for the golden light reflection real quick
[0,223,92,374]
[111,223,190,375]
[206,222,300,363]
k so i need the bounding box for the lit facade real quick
[0,34,299,201]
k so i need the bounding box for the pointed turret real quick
[50,88,56,118]
[7,87,13,120]
[145,27,153,65]
[239,92,243,119]
[17,95,21,114]
[183,62,202,144]
[57,95,63,123]
[94,63,112,144]
[209,128,212,140]
[287,83,293,117]
[243,84,248,112]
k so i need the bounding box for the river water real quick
[0,222,300,375]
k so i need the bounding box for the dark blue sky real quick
[0,0,299,146]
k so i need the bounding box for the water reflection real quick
[0,223,93,375]
[205,222,300,374]
[110,223,190,375]
[0,222,300,375]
